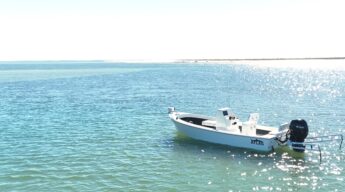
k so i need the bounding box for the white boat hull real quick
[168,107,344,161]
[169,112,279,152]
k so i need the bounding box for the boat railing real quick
[305,134,343,150]
[290,134,344,163]
[290,142,322,162]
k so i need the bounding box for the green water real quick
[0,62,344,191]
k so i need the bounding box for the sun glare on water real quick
[237,60,345,70]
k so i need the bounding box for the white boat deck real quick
[201,119,278,137]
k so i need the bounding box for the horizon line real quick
[0,57,345,63]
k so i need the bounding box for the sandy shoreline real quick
[176,58,345,70]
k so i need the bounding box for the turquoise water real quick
[0,62,344,191]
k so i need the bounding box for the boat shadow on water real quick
[166,133,332,176]
[170,132,309,164]
[167,130,344,168]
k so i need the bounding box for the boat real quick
[168,107,343,158]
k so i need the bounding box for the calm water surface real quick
[0,62,344,191]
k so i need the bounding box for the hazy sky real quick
[0,0,344,61]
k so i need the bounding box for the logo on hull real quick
[251,139,264,145]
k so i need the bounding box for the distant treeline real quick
[180,57,345,62]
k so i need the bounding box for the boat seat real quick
[247,113,259,124]
[202,120,216,127]
[240,113,259,135]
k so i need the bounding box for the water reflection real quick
[167,133,344,191]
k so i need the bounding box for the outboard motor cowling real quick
[289,119,309,152]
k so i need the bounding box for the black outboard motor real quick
[289,119,309,152]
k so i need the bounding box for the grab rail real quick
[290,134,343,163]
[305,134,343,150]
[290,142,322,162]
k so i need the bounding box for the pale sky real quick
[0,0,344,61]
